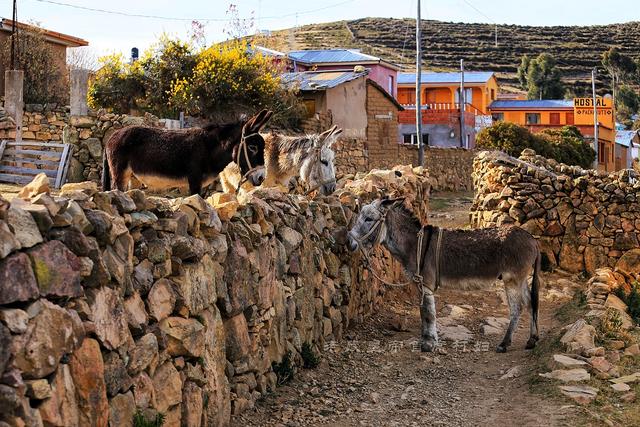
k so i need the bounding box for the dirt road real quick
[234,192,593,426]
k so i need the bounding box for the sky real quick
[1,0,638,61]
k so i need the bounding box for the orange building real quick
[488,98,616,172]
[396,72,498,148]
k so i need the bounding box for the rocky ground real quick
[233,192,640,427]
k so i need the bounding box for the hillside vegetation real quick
[260,18,640,94]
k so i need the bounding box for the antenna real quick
[416,0,424,166]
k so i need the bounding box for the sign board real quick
[573,98,613,108]
[475,115,493,130]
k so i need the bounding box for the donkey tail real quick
[102,150,110,191]
[531,246,541,330]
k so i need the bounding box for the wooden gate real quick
[0,140,74,188]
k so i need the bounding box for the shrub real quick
[476,122,595,168]
[271,351,294,385]
[614,282,640,325]
[1,25,65,104]
[89,35,303,126]
[301,342,320,369]
[132,411,164,427]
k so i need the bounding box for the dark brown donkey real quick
[102,110,273,195]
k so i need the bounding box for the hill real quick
[259,18,640,95]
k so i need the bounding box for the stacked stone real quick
[0,106,16,130]
[0,167,430,426]
[471,149,640,275]
[0,105,162,184]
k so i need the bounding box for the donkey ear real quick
[380,197,405,209]
[318,125,335,141]
[325,127,342,147]
[246,109,273,133]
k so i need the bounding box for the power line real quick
[31,0,357,22]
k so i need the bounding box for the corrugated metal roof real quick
[288,49,381,64]
[398,71,495,85]
[489,100,574,109]
[280,70,368,91]
[616,130,639,147]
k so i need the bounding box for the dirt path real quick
[233,279,586,427]
[233,192,590,427]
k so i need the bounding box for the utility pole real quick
[416,0,424,166]
[592,68,599,170]
[10,0,17,70]
[459,59,466,148]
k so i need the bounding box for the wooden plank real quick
[0,173,47,185]
[59,145,74,187]
[0,155,61,167]
[6,141,67,149]
[0,165,58,178]
[3,148,62,159]
[55,144,71,188]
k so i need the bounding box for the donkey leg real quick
[188,175,203,196]
[111,161,131,192]
[420,290,438,352]
[524,280,539,350]
[497,278,524,353]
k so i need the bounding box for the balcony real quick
[398,103,477,126]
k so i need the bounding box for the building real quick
[615,130,639,169]
[488,98,617,172]
[396,71,499,148]
[0,18,88,97]
[285,49,400,98]
[281,69,403,145]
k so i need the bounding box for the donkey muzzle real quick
[346,233,359,252]
[322,181,336,195]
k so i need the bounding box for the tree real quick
[525,54,566,100]
[476,122,595,168]
[88,53,145,114]
[616,85,640,125]
[1,25,65,104]
[516,55,530,90]
[601,48,640,124]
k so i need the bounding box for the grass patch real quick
[133,411,164,427]
[272,351,295,386]
[554,289,587,323]
[301,342,320,369]
[429,198,451,211]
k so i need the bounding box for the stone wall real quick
[0,167,430,426]
[334,141,475,192]
[470,149,640,274]
[0,103,163,183]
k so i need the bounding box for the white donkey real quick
[347,198,541,353]
[220,126,341,196]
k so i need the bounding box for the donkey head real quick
[347,198,404,252]
[234,109,273,175]
[301,125,341,195]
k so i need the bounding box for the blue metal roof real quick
[280,70,368,91]
[398,71,495,85]
[287,49,382,64]
[489,100,574,109]
[616,130,639,147]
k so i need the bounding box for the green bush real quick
[614,282,640,325]
[301,342,320,369]
[133,411,164,427]
[476,122,595,168]
[271,351,294,385]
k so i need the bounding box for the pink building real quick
[287,49,400,97]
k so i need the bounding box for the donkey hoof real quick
[421,341,437,352]
[525,337,538,350]
[495,344,508,353]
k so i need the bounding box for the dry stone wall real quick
[334,141,475,192]
[471,149,640,275]
[0,103,163,184]
[0,167,430,427]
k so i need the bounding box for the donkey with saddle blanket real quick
[347,198,541,353]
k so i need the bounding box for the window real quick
[492,113,504,122]
[398,88,415,105]
[598,141,606,164]
[402,134,429,145]
[388,75,395,96]
[526,113,541,125]
[490,88,496,100]
[550,112,560,125]
[566,112,574,125]
[455,88,473,105]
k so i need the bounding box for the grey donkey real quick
[347,198,541,353]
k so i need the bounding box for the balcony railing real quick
[399,102,484,116]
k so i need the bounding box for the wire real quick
[31,0,358,22]
[459,0,495,24]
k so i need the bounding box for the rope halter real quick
[303,146,337,196]
[235,131,261,193]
